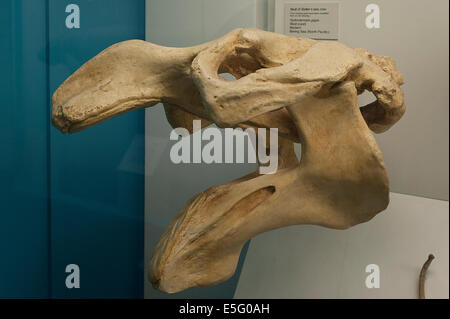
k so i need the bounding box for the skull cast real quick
[51,29,405,293]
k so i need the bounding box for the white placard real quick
[283,2,339,40]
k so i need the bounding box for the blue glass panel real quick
[48,0,145,298]
[0,0,248,298]
[0,0,50,298]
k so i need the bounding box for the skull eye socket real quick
[218,52,267,79]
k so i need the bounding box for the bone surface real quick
[51,28,405,293]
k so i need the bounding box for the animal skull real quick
[51,29,405,293]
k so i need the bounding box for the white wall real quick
[273,0,449,201]
[236,0,449,299]
[235,193,449,298]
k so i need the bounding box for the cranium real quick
[51,29,405,293]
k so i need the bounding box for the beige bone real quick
[149,82,390,293]
[51,28,405,293]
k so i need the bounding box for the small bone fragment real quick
[419,254,435,299]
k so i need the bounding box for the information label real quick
[284,2,339,40]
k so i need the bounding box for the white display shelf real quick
[235,192,449,299]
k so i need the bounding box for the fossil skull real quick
[51,29,405,293]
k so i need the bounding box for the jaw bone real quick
[50,28,405,294]
[149,82,389,293]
